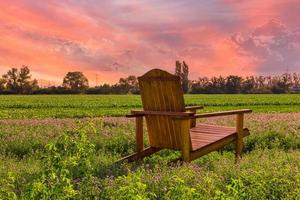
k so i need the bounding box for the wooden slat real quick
[161,81,175,148]
[138,76,180,81]
[235,113,244,161]
[116,147,161,163]
[138,69,187,150]
[131,110,194,116]
[158,80,173,148]
[190,123,249,151]
[185,106,204,111]
[193,109,252,118]
[190,129,250,160]
[153,75,167,148]
[180,118,191,161]
[140,80,157,147]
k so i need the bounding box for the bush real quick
[99,149,300,199]
[24,127,97,199]
[0,172,18,200]
[1,119,299,199]
[222,131,300,153]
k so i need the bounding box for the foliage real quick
[1,66,38,94]
[0,92,299,199]
[118,75,139,94]
[24,127,96,199]
[191,73,300,94]
[62,71,89,91]
[0,112,299,199]
[1,66,299,94]
[0,94,299,119]
[225,75,243,94]
[0,172,18,200]
[175,60,189,93]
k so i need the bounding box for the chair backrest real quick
[138,69,186,150]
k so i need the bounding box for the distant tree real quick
[182,61,189,93]
[271,78,289,94]
[175,61,182,78]
[98,83,112,94]
[18,66,38,93]
[118,75,139,94]
[207,76,226,93]
[3,68,19,92]
[63,71,89,91]
[241,76,255,93]
[0,78,6,91]
[292,73,300,87]
[2,66,38,94]
[175,60,189,93]
[225,75,242,94]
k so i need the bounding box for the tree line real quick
[0,64,299,94]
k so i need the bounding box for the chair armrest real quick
[126,113,145,118]
[185,106,204,111]
[126,110,194,118]
[193,109,252,119]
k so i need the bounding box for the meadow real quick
[0,94,299,119]
[0,94,300,199]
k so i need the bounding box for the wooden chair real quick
[122,69,252,162]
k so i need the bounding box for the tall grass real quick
[0,116,299,199]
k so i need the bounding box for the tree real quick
[225,75,242,94]
[175,61,182,78]
[118,75,139,94]
[2,66,38,94]
[18,66,38,93]
[3,68,19,92]
[175,60,189,93]
[0,78,6,91]
[182,61,189,93]
[241,76,255,93]
[63,72,89,91]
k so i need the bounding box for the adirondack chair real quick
[123,69,252,162]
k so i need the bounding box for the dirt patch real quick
[0,117,132,127]
[0,113,299,135]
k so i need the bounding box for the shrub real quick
[24,127,96,199]
[0,172,18,200]
[222,131,300,153]
[101,172,156,200]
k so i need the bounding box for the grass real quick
[0,94,299,199]
[0,113,299,199]
[0,94,299,118]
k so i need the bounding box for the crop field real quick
[0,94,300,199]
[0,94,299,119]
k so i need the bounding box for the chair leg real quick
[235,114,244,163]
[180,119,191,162]
[116,147,160,163]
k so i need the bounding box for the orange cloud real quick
[0,0,299,85]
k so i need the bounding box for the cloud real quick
[231,19,300,74]
[0,0,300,84]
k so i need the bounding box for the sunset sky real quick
[0,0,300,85]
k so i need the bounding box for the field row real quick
[0,94,299,118]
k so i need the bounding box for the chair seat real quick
[190,124,249,151]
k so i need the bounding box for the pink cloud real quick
[0,0,299,84]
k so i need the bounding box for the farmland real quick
[0,94,299,119]
[0,94,300,199]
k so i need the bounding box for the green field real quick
[0,95,300,199]
[0,94,299,119]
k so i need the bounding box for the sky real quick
[0,0,300,85]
